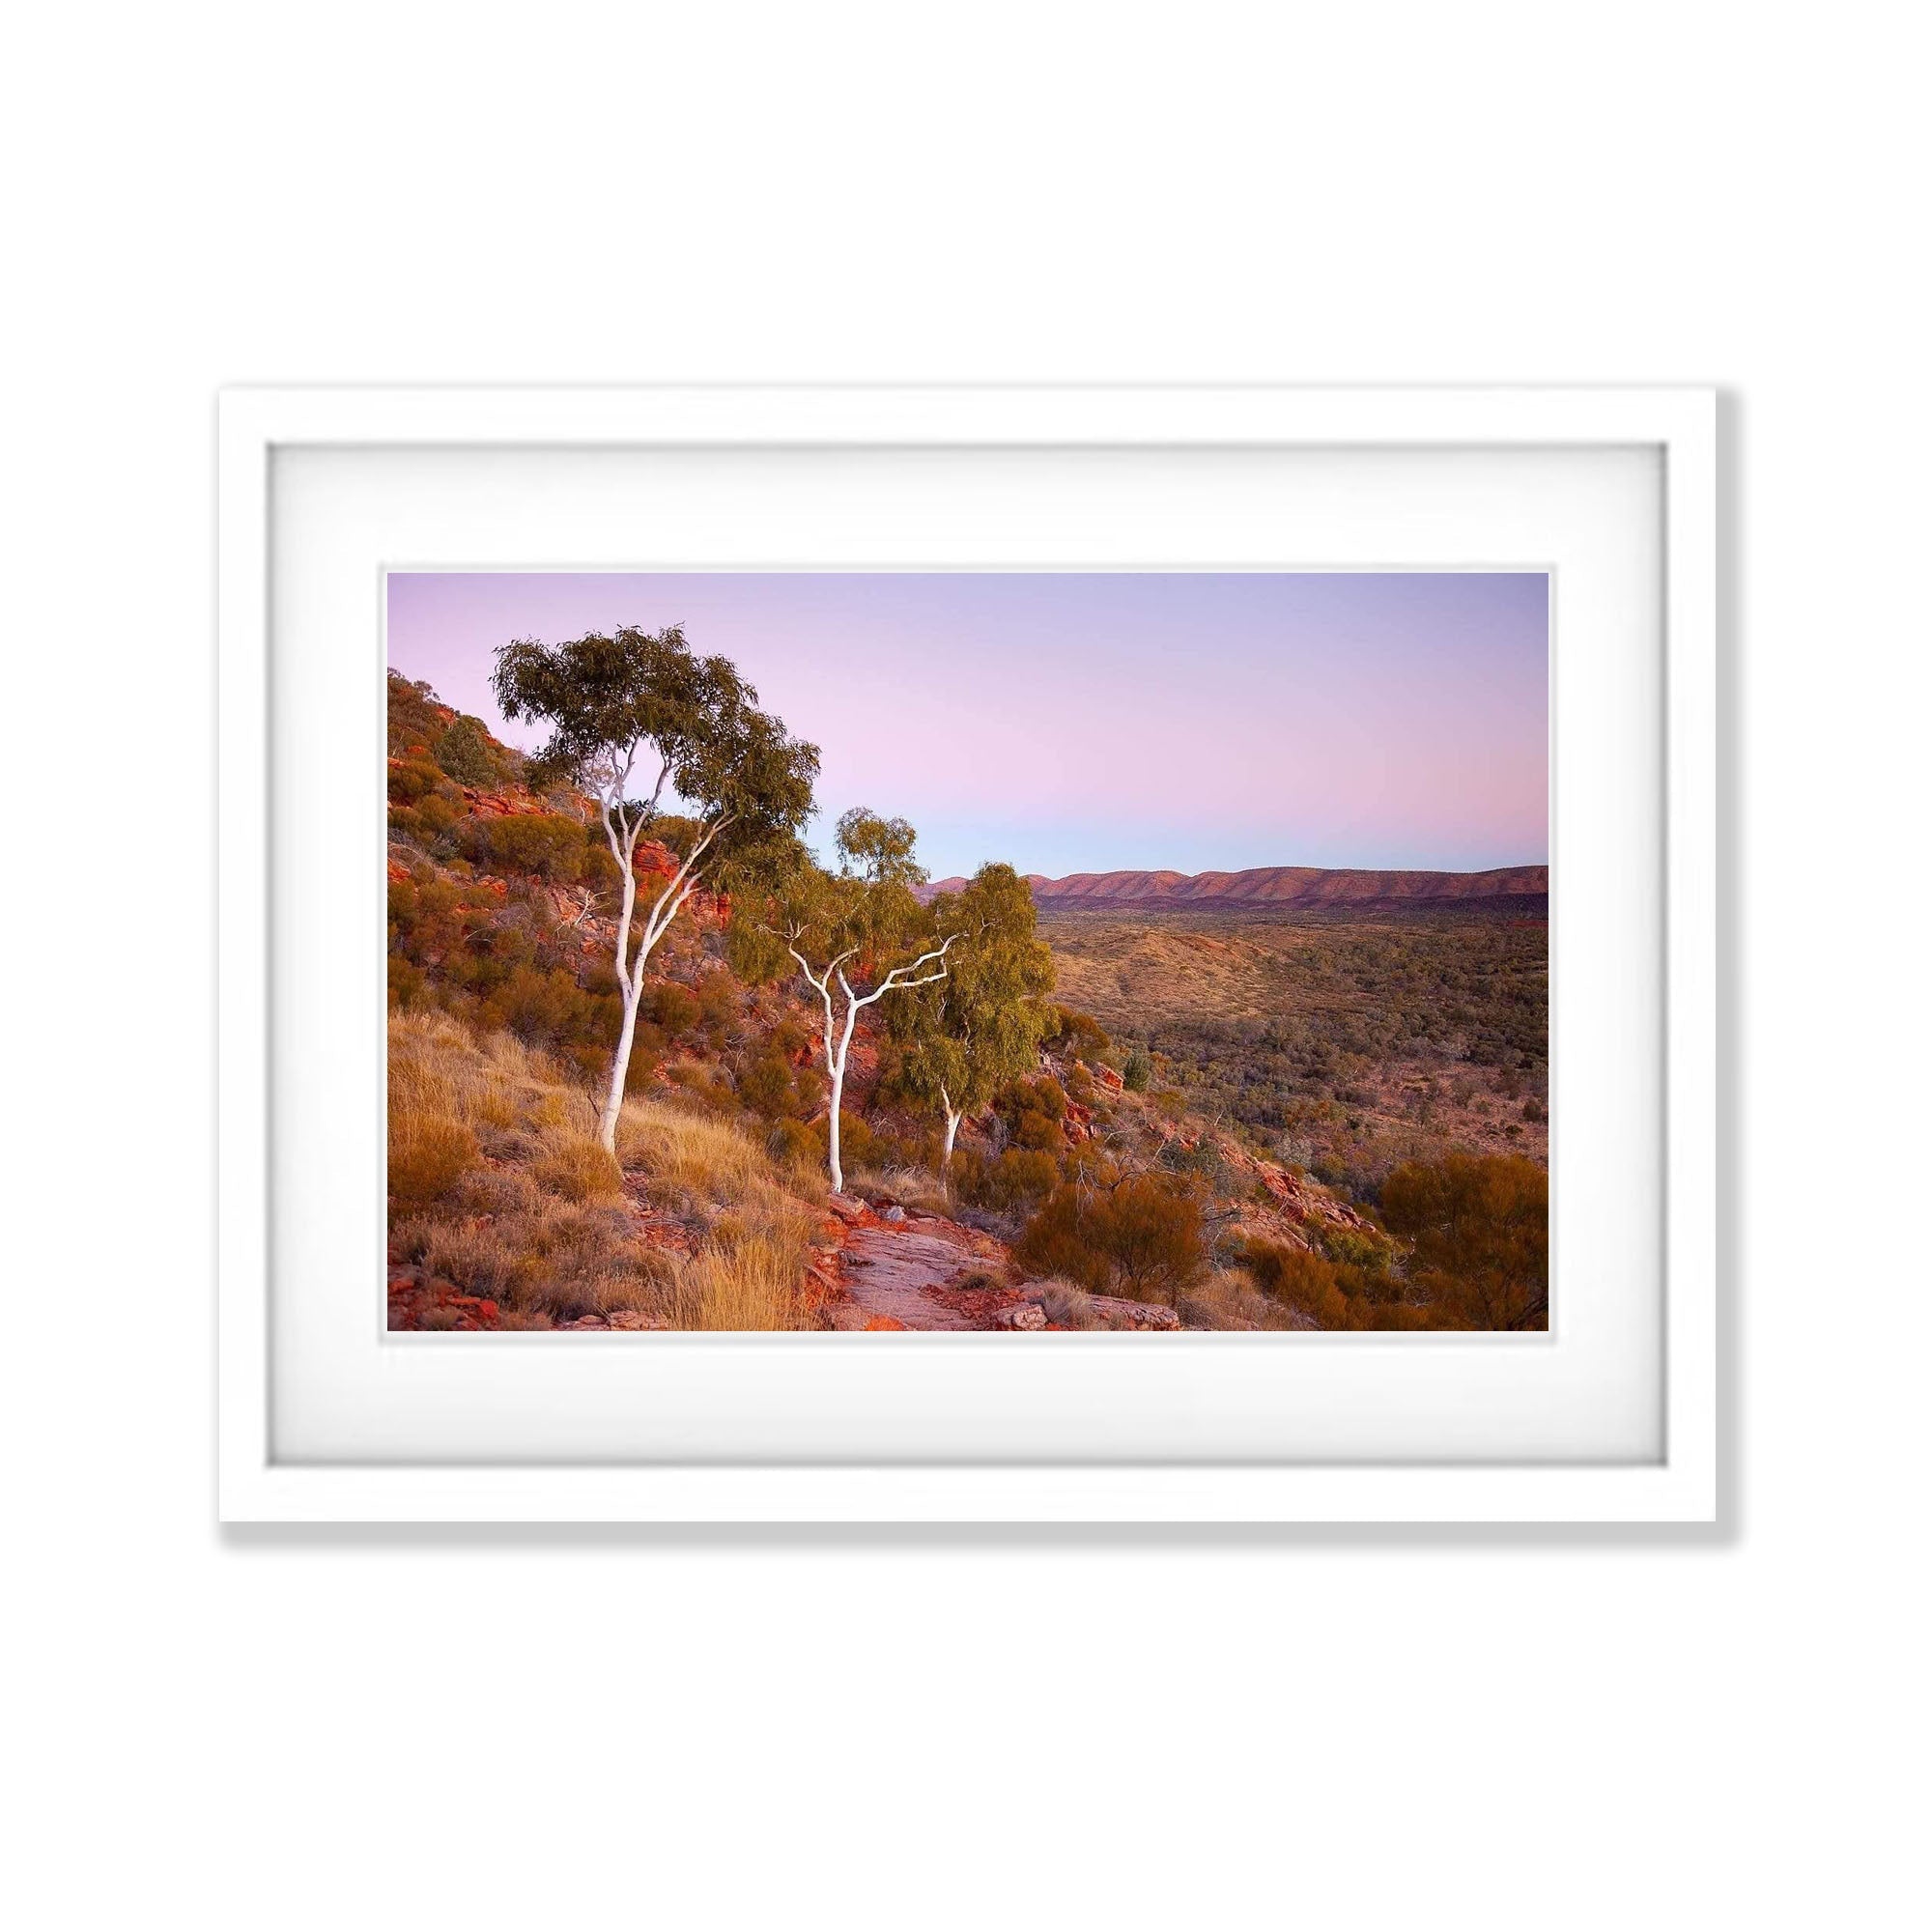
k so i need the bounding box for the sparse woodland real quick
[386,640,1548,1332]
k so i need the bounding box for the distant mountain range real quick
[922,863,1548,908]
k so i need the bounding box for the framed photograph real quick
[218,385,1716,1522]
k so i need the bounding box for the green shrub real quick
[1239,1239,1354,1328]
[953,1146,1061,1213]
[646,981,701,1037]
[414,791,458,837]
[994,1075,1064,1125]
[767,1120,817,1167]
[1014,1176,1206,1304]
[1318,1225,1391,1273]
[435,717,497,786]
[1049,1006,1112,1062]
[1378,1153,1548,1329]
[696,970,740,1034]
[1122,1044,1153,1093]
[387,957,427,1009]
[387,757,445,806]
[466,811,588,884]
[736,1050,802,1121]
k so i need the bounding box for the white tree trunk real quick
[783,932,959,1197]
[596,980,642,1153]
[940,1085,963,1185]
[824,998,859,1194]
[590,775,720,1156]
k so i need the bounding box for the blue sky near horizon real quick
[387,571,1548,881]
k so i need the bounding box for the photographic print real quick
[386,571,1548,1334]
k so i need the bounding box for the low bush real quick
[1048,1006,1112,1063]
[645,981,701,1037]
[434,717,497,786]
[1014,1175,1206,1303]
[1238,1238,1355,1329]
[1378,1152,1548,1330]
[463,811,589,884]
[387,757,446,806]
[952,1146,1061,1213]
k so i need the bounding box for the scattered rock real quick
[880,1204,907,1224]
[991,1301,1048,1330]
[1083,1294,1182,1331]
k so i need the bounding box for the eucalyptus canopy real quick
[492,625,818,1151]
[888,863,1057,1177]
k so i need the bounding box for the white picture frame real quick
[218,384,1716,1523]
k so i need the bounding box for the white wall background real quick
[5,5,1924,1927]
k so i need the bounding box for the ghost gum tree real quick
[888,863,1057,1180]
[733,809,958,1194]
[492,625,818,1154]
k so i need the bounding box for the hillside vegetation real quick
[385,671,1548,1331]
[1041,899,1548,1198]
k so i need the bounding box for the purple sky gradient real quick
[386,572,1548,880]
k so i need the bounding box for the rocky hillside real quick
[924,862,1548,909]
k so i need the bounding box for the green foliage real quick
[414,792,458,838]
[1013,1175,1207,1304]
[732,1035,823,1122]
[742,822,949,1022]
[952,1146,1062,1213]
[461,811,589,884]
[388,757,445,806]
[435,716,498,786]
[1122,1043,1153,1092]
[835,808,925,888]
[1378,1153,1548,1329]
[1317,1224,1392,1274]
[735,1052,797,1121]
[1048,1005,1111,1062]
[1239,1239,1356,1328]
[645,981,701,1037]
[491,624,818,877]
[695,969,740,1037]
[387,956,427,1009]
[386,673,448,757]
[887,863,1057,1150]
[805,1109,878,1171]
[996,1075,1066,1127]
[477,965,615,1055]
[1043,902,1548,1196]
[766,1120,818,1167]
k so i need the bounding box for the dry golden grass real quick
[389,1010,823,1330]
[387,1022,480,1208]
[534,1131,623,1202]
[848,1164,952,1217]
[387,1113,477,1212]
[1176,1267,1311,1331]
[664,1231,812,1331]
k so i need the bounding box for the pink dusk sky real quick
[386,572,1548,882]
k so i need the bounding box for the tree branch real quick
[851,932,960,1009]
